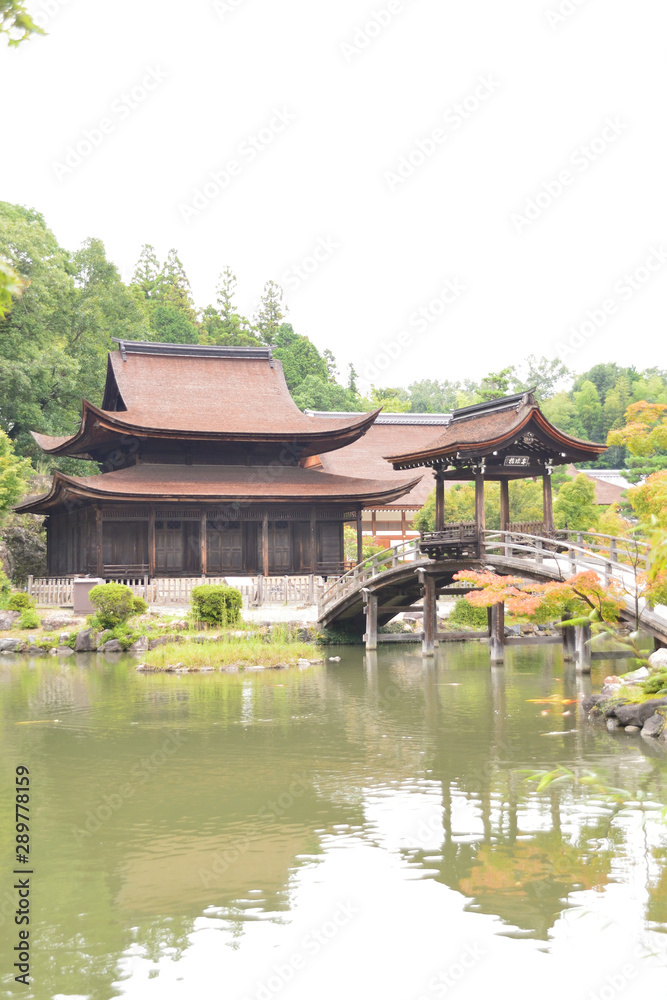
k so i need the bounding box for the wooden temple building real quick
[17,341,420,579]
[385,390,607,558]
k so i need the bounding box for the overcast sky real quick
[2,0,665,393]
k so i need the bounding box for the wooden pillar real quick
[488,602,505,663]
[575,623,592,673]
[543,472,554,535]
[356,509,363,565]
[200,510,207,577]
[561,613,575,662]
[148,508,156,578]
[500,478,510,556]
[371,510,377,539]
[310,507,317,574]
[262,512,270,578]
[475,473,485,556]
[420,571,436,657]
[435,469,445,532]
[401,510,407,540]
[95,507,103,578]
[363,589,378,650]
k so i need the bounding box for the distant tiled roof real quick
[314,418,447,508]
[566,465,627,505]
[30,343,380,459]
[15,463,421,514]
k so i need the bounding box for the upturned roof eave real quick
[385,407,607,468]
[30,402,382,458]
[14,470,422,514]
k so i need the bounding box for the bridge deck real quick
[317,530,667,648]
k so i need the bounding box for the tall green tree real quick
[553,474,599,531]
[254,280,285,344]
[573,380,603,441]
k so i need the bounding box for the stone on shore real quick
[0,637,21,652]
[100,639,123,653]
[129,636,149,652]
[74,629,100,652]
[648,648,667,669]
[0,610,20,630]
[611,697,667,729]
[641,713,666,738]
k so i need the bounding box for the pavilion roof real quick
[15,463,421,514]
[385,391,607,472]
[31,342,380,459]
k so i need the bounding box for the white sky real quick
[2,0,666,394]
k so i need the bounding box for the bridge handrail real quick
[482,529,647,585]
[318,537,420,617]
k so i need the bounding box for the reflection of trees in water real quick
[3,648,667,996]
[396,651,667,941]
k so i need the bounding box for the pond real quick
[1,644,666,999]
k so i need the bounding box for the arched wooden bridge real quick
[317,528,667,662]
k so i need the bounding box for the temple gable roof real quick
[31,341,380,460]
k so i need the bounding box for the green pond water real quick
[1,644,667,1000]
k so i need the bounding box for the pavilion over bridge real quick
[385,390,607,555]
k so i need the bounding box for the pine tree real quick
[254,280,285,344]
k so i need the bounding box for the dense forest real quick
[2,199,667,486]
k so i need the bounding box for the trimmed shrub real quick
[89,582,140,629]
[190,584,242,627]
[132,596,148,616]
[7,591,35,611]
[18,608,40,630]
[446,597,489,630]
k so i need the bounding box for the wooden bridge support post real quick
[419,570,437,657]
[575,623,592,673]
[363,589,378,651]
[561,614,575,662]
[356,510,363,566]
[487,602,505,664]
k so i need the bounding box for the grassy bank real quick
[140,637,321,672]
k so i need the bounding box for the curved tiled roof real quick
[15,464,421,514]
[31,344,380,459]
[386,394,607,468]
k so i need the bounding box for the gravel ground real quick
[147,602,320,623]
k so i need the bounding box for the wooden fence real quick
[27,574,323,607]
